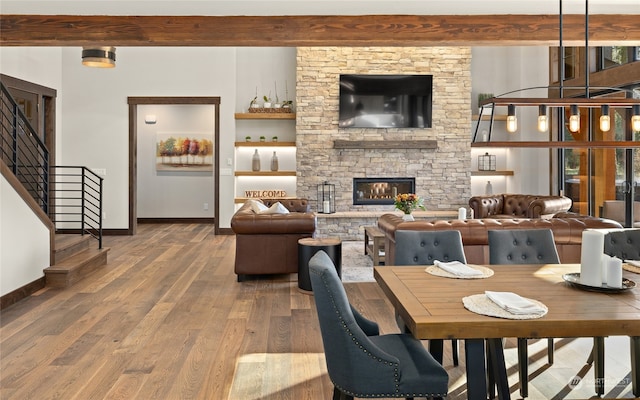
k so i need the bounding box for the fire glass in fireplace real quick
[353,177,416,205]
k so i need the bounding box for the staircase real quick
[44,234,110,288]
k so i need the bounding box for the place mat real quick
[462,294,548,320]
[426,265,494,279]
[623,262,640,274]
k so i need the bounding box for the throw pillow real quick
[259,202,290,215]
[247,199,268,213]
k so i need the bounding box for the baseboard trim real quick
[1,277,46,310]
[218,227,234,235]
[55,228,131,236]
[138,218,215,224]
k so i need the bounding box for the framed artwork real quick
[156,133,213,172]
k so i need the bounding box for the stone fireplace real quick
[353,177,415,205]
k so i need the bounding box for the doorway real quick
[127,97,221,235]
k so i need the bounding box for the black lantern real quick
[317,181,335,214]
[478,152,496,171]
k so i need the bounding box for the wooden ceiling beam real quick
[1,14,639,47]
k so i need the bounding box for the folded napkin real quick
[433,260,483,277]
[627,260,640,268]
[485,291,546,315]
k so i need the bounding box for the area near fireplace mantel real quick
[334,140,437,149]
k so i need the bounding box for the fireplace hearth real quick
[353,177,415,205]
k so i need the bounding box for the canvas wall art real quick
[156,133,214,172]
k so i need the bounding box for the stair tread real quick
[47,247,110,271]
[54,234,92,251]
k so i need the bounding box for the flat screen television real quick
[339,74,433,128]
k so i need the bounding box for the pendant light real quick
[82,47,116,68]
[633,105,640,132]
[599,105,610,132]
[506,104,517,133]
[569,104,580,133]
[537,105,548,132]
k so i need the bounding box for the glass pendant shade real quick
[537,105,548,132]
[599,105,610,132]
[633,105,640,132]
[506,104,517,133]
[569,105,580,132]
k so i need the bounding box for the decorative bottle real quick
[252,149,261,171]
[485,180,493,195]
[270,151,279,171]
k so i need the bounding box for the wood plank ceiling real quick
[1,14,639,47]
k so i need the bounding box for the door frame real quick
[127,97,221,235]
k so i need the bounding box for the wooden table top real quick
[374,264,640,340]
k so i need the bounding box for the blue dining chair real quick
[394,229,467,366]
[309,250,449,400]
[488,228,559,399]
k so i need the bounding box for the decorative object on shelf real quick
[270,151,279,171]
[244,189,287,198]
[485,180,493,195]
[478,152,496,171]
[273,81,282,109]
[259,136,266,142]
[245,136,251,142]
[252,149,261,171]
[263,93,272,108]
[317,181,335,214]
[272,136,278,142]
[394,193,425,221]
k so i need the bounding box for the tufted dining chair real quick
[394,229,468,366]
[488,228,559,398]
[604,228,640,261]
[308,250,449,400]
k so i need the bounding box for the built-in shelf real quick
[234,196,298,203]
[235,141,296,147]
[235,171,296,177]
[471,170,514,176]
[234,113,296,120]
[472,114,508,121]
[334,140,437,149]
[472,141,640,149]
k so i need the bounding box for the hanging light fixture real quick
[537,105,549,132]
[599,105,610,132]
[569,104,580,133]
[82,46,116,68]
[506,104,517,133]
[632,104,640,132]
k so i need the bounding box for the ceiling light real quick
[82,47,116,68]
[537,105,548,132]
[632,104,640,132]
[569,105,580,133]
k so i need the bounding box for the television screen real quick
[339,74,433,128]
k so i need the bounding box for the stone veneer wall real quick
[296,47,472,216]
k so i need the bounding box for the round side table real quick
[297,237,342,293]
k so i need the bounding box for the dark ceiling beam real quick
[1,14,639,46]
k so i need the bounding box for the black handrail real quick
[50,166,104,249]
[1,81,103,249]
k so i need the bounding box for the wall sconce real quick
[537,105,548,132]
[145,115,157,124]
[599,105,610,132]
[569,104,580,133]
[633,105,640,132]
[317,181,335,214]
[506,104,517,133]
[82,46,116,68]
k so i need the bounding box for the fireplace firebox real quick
[353,177,415,205]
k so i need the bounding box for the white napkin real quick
[433,260,483,277]
[485,291,546,315]
[627,260,640,268]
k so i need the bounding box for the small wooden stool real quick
[364,226,385,266]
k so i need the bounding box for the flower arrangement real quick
[394,193,425,215]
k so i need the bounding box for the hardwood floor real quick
[0,223,637,399]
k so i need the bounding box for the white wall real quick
[471,46,551,196]
[137,104,215,218]
[0,176,50,296]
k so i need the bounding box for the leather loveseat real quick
[231,198,316,281]
[469,194,572,219]
[377,213,622,265]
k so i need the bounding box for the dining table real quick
[374,263,640,400]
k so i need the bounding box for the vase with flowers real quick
[394,193,425,221]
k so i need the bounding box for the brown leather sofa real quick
[377,213,622,265]
[469,194,572,219]
[231,198,316,281]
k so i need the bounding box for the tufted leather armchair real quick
[231,198,316,281]
[308,250,449,399]
[469,194,572,219]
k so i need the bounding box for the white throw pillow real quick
[259,202,290,215]
[247,199,268,213]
